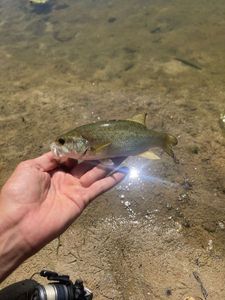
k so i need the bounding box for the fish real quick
[50,113,178,163]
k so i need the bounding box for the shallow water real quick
[1,0,225,299]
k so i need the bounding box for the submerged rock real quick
[108,17,117,23]
[187,144,199,154]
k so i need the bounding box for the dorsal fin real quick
[127,113,147,126]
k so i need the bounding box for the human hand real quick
[0,153,126,265]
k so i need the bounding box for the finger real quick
[87,170,127,199]
[79,158,127,187]
[80,164,112,187]
[70,160,98,178]
[29,152,60,171]
[29,152,77,172]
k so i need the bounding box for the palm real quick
[0,153,125,251]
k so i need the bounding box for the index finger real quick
[28,152,59,171]
[86,169,127,200]
[80,157,126,187]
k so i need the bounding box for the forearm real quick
[0,214,30,283]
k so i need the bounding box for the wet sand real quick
[0,0,225,299]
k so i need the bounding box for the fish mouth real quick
[50,142,83,159]
[50,142,70,158]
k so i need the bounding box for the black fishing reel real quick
[0,270,93,300]
[32,270,93,300]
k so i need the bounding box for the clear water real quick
[1,0,225,90]
[1,1,225,299]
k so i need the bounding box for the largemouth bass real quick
[51,113,178,162]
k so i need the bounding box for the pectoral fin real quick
[127,113,147,126]
[139,151,161,160]
[91,142,111,154]
[100,158,115,166]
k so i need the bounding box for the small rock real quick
[166,203,172,210]
[187,145,199,154]
[207,239,213,251]
[124,201,131,207]
[181,179,193,190]
[178,193,190,202]
[218,221,225,229]
[108,17,117,23]
[165,288,172,296]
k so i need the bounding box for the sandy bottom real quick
[0,0,225,299]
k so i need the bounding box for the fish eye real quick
[58,138,65,145]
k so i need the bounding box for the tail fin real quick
[163,134,179,163]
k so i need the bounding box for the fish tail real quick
[163,134,179,163]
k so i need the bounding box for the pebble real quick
[207,239,213,251]
[181,179,193,190]
[187,144,199,154]
[166,203,172,210]
[108,16,117,23]
[165,288,172,296]
[218,221,225,229]
[124,201,131,207]
[178,193,190,202]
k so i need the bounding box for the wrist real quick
[0,211,32,282]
